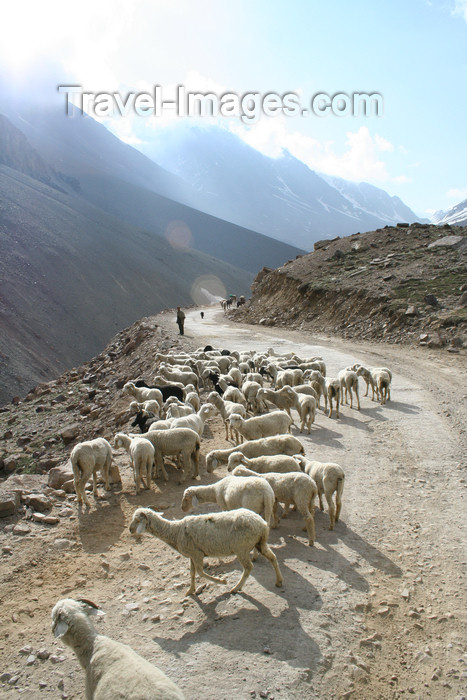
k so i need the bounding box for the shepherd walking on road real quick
[176,306,186,335]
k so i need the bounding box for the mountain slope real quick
[136,122,422,249]
[0,104,304,273]
[0,164,254,404]
[432,198,467,226]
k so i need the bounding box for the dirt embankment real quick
[230,223,467,349]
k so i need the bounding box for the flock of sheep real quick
[57,344,392,699]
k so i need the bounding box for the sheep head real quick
[51,598,104,639]
[129,507,152,536]
[181,488,199,512]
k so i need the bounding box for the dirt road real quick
[1,307,466,699]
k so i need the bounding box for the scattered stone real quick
[49,654,66,663]
[138,563,151,571]
[13,522,31,535]
[48,465,74,489]
[54,538,72,550]
[60,424,80,445]
[19,645,33,655]
[23,493,52,512]
[37,649,50,660]
[0,491,20,517]
[26,654,36,666]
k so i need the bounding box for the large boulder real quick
[48,463,73,490]
[0,490,20,517]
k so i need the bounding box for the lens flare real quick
[191,275,226,306]
[165,220,192,250]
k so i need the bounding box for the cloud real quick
[453,0,467,22]
[446,186,467,200]
[233,118,408,185]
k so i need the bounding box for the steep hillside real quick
[0,165,255,405]
[138,122,421,249]
[230,223,467,348]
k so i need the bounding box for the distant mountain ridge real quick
[136,122,422,250]
[432,198,467,226]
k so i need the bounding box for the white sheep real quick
[241,380,265,414]
[129,400,161,417]
[353,364,392,401]
[51,598,184,700]
[231,465,318,546]
[165,402,195,419]
[325,377,341,418]
[181,475,275,526]
[206,434,305,473]
[114,432,154,494]
[229,410,293,444]
[276,368,304,389]
[159,365,198,390]
[129,507,283,595]
[140,428,200,483]
[287,390,317,433]
[169,403,216,437]
[222,385,247,406]
[297,456,345,530]
[305,370,327,411]
[207,391,247,441]
[184,384,200,412]
[70,438,118,507]
[370,368,392,404]
[227,451,302,474]
[337,368,361,410]
[256,386,296,417]
[123,382,163,408]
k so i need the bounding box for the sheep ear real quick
[136,521,146,535]
[191,494,199,507]
[54,620,69,637]
[77,599,105,617]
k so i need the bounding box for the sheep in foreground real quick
[114,433,154,494]
[297,457,345,530]
[184,384,200,412]
[229,410,293,444]
[123,382,163,408]
[337,368,361,410]
[129,507,283,595]
[140,428,200,483]
[206,434,305,473]
[231,466,318,546]
[70,438,118,508]
[227,451,302,474]
[181,475,275,526]
[51,598,184,700]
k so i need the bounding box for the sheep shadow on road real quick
[150,566,323,671]
[318,517,402,579]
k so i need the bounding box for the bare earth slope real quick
[231,223,467,350]
[0,307,466,699]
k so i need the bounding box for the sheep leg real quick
[355,384,360,410]
[255,538,283,588]
[229,551,253,593]
[299,505,315,546]
[192,553,228,589]
[326,493,336,530]
[271,500,280,529]
[318,491,324,511]
[224,419,229,440]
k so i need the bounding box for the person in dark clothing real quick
[200,311,204,320]
[176,306,185,335]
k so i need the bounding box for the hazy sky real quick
[2,0,466,217]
